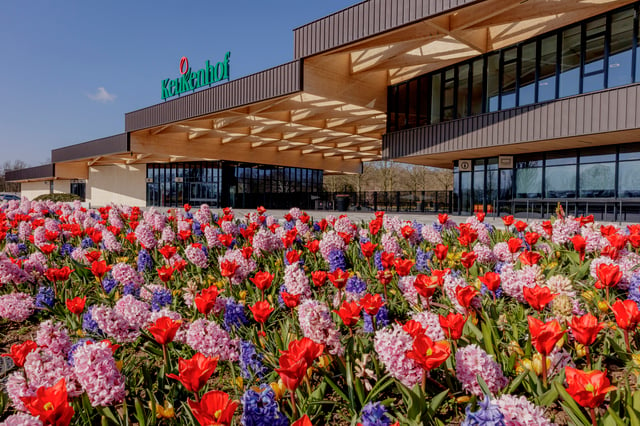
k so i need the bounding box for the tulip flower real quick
[281,292,301,309]
[571,235,586,261]
[401,225,415,239]
[610,299,640,351]
[178,230,192,241]
[220,260,239,279]
[65,296,86,316]
[188,390,238,426]
[565,366,616,426]
[519,251,542,266]
[281,338,325,367]
[476,212,485,222]
[434,244,448,262]
[502,215,514,227]
[430,268,450,286]
[402,320,426,338]
[286,250,301,265]
[394,258,415,276]
[292,414,313,426]
[360,241,378,258]
[413,274,438,306]
[334,300,362,328]
[438,213,449,225]
[21,378,75,426]
[328,268,350,290]
[439,313,467,341]
[460,251,477,273]
[250,271,274,299]
[380,252,395,269]
[524,232,540,247]
[569,313,604,367]
[311,270,327,287]
[523,285,557,312]
[194,286,219,316]
[276,352,308,416]
[456,285,479,310]
[528,316,565,386]
[369,217,382,235]
[217,234,233,247]
[514,220,528,232]
[479,271,501,299]
[507,237,522,254]
[148,316,182,346]
[157,265,174,284]
[595,263,622,300]
[359,293,384,317]
[406,334,450,390]
[2,340,38,368]
[305,240,320,254]
[167,353,219,396]
[89,260,111,280]
[159,245,177,259]
[249,300,274,326]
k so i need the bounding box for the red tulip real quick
[359,293,384,316]
[148,316,182,345]
[569,314,604,347]
[178,229,192,241]
[281,292,301,308]
[571,235,586,261]
[188,390,238,426]
[476,212,485,222]
[167,353,219,394]
[39,244,57,255]
[194,286,219,315]
[405,334,450,372]
[519,251,542,266]
[217,234,234,247]
[89,260,111,280]
[21,378,74,426]
[541,220,553,236]
[439,313,466,340]
[250,271,274,292]
[394,258,415,276]
[360,242,378,258]
[402,320,426,338]
[479,271,501,292]
[276,352,308,392]
[249,301,274,324]
[157,265,174,283]
[460,251,477,270]
[292,414,313,426]
[434,244,448,261]
[2,340,37,368]
[334,300,362,327]
[305,240,320,254]
[311,270,327,287]
[281,338,324,367]
[610,299,640,331]
[401,225,415,239]
[219,260,239,278]
[413,274,438,300]
[528,316,565,356]
[455,285,479,309]
[159,245,177,259]
[502,215,514,227]
[523,285,557,312]
[380,252,395,269]
[525,232,540,246]
[565,366,616,409]
[369,218,382,235]
[376,269,394,286]
[457,224,478,247]
[438,213,449,225]
[430,268,450,286]
[507,237,522,253]
[514,220,528,232]
[328,269,350,289]
[595,263,622,291]
[607,234,628,251]
[65,296,86,315]
[286,250,301,265]
[600,225,619,236]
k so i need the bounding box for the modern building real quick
[7,0,639,218]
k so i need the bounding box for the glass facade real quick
[453,143,640,214]
[146,161,323,209]
[387,3,640,131]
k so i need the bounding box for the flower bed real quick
[1,200,640,425]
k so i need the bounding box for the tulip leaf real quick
[134,398,147,426]
[476,374,491,396]
[538,386,559,406]
[429,389,450,412]
[321,373,351,406]
[605,407,628,426]
[555,383,591,425]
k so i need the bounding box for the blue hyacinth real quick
[6,234,19,244]
[60,243,74,257]
[224,299,248,331]
[241,384,289,426]
[239,340,268,380]
[374,251,384,271]
[123,282,140,298]
[137,249,153,272]
[35,286,55,308]
[283,220,295,231]
[411,221,424,243]
[102,276,118,294]
[461,395,505,426]
[415,248,432,273]
[328,249,347,272]
[628,273,640,305]
[81,237,94,249]
[360,401,392,426]
[192,220,203,237]
[433,223,443,233]
[151,288,172,311]
[364,305,389,333]
[82,306,103,335]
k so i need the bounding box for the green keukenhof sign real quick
[161,52,231,99]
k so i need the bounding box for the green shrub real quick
[33,193,81,202]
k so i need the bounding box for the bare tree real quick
[0,160,28,193]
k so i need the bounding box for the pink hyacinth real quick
[102,230,122,253]
[204,225,223,249]
[455,344,508,396]
[474,243,497,265]
[381,233,402,257]
[107,208,125,230]
[383,215,402,234]
[0,413,43,425]
[297,300,344,356]
[421,224,443,244]
[492,242,513,263]
[252,227,283,255]
[186,244,209,268]
[464,216,491,246]
[134,221,157,249]
[159,225,176,244]
[397,276,429,310]
[494,394,556,426]
[23,348,82,398]
[218,249,256,285]
[36,320,72,357]
[111,262,143,287]
[500,264,545,302]
[194,204,211,225]
[91,305,141,343]
[411,311,446,341]
[5,372,32,411]
[319,231,346,262]
[114,294,151,330]
[551,217,580,245]
[295,219,310,237]
[18,221,31,242]
[374,324,422,388]
[32,226,47,247]
[185,319,240,361]
[0,292,35,322]
[333,216,356,239]
[284,263,312,299]
[24,252,48,276]
[72,341,126,406]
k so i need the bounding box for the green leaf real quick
[605,407,627,426]
[134,398,147,426]
[475,374,491,396]
[538,386,558,407]
[505,371,527,394]
[555,383,591,425]
[363,374,394,405]
[429,389,450,413]
[322,373,351,407]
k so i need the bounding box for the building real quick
[7,0,639,219]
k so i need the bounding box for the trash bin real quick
[335,194,350,211]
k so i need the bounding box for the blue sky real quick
[0,0,360,167]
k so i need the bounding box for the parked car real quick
[0,193,20,202]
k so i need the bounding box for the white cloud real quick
[87,87,116,103]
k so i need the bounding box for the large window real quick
[387,3,640,132]
[515,155,543,198]
[579,148,616,197]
